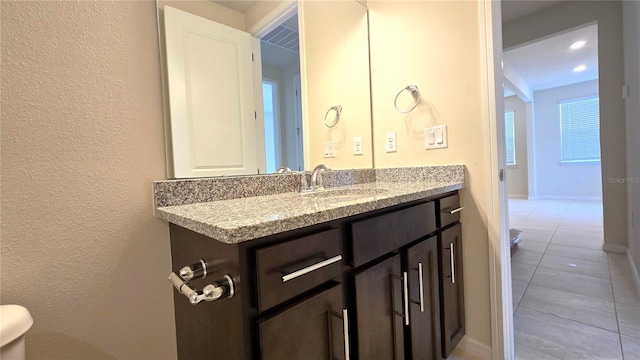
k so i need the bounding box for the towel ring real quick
[394,85,420,113]
[324,105,342,128]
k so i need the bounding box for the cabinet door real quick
[439,224,464,358]
[355,255,405,360]
[259,284,347,360]
[407,236,441,360]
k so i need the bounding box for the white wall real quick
[623,0,640,271]
[505,96,529,198]
[533,80,602,199]
[503,0,626,247]
[1,1,176,358]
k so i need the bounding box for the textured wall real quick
[368,1,492,347]
[623,0,640,273]
[1,1,176,359]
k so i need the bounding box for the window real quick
[560,97,600,163]
[505,111,516,166]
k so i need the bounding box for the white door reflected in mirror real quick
[164,6,259,178]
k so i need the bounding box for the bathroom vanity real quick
[154,166,465,360]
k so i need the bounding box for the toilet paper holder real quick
[168,260,235,305]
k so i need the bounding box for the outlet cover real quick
[324,141,335,158]
[353,137,363,155]
[385,132,397,153]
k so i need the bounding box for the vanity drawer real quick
[438,193,462,228]
[256,228,342,312]
[349,202,436,268]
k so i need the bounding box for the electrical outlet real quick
[324,141,335,158]
[385,132,397,153]
[353,137,363,155]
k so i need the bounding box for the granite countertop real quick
[155,180,463,244]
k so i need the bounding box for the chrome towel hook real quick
[394,85,420,113]
[324,105,342,128]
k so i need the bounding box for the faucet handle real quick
[299,172,310,192]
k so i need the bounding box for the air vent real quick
[261,24,299,52]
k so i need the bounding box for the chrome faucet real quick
[275,166,292,174]
[310,164,331,190]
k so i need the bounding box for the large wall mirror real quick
[156,0,374,178]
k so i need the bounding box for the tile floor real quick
[509,199,640,360]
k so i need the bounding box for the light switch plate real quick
[425,125,448,149]
[385,132,397,153]
[324,141,335,158]
[353,137,363,155]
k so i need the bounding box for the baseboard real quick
[537,195,602,201]
[627,248,640,291]
[527,196,537,200]
[508,194,528,199]
[449,336,492,360]
[603,243,627,253]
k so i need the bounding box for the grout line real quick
[510,198,626,359]
[609,253,627,359]
[516,305,621,336]
[525,281,614,303]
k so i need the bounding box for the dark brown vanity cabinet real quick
[437,194,465,358]
[406,237,441,360]
[168,191,464,360]
[354,255,405,360]
[258,283,347,360]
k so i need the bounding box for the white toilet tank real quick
[0,305,33,360]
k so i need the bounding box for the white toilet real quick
[0,305,33,360]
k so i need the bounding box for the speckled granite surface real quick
[154,165,464,244]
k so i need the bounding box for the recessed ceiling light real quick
[570,40,587,50]
[574,65,587,72]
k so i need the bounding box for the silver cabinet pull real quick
[403,271,410,326]
[448,207,464,215]
[343,309,350,360]
[281,255,343,282]
[418,262,425,312]
[450,242,456,284]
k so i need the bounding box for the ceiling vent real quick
[261,24,299,52]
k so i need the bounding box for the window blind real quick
[505,111,516,166]
[560,97,600,163]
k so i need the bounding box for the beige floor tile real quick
[514,307,623,360]
[512,263,537,283]
[609,253,635,281]
[613,280,640,307]
[621,335,640,360]
[519,284,618,332]
[515,342,561,360]
[511,248,544,266]
[550,234,604,250]
[539,254,611,280]
[617,302,640,338]
[514,240,548,253]
[519,231,553,244]
[530,267,613,301]
[545,244,609,263]
[512,280,528,302]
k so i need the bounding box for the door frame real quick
[479,1,515,359]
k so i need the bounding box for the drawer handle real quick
[281,255,343,282]
[446,207,464,215]
[418,262,425,312]
[450,242,456,284]
[343,309,350,360]
[403,271,410,326]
